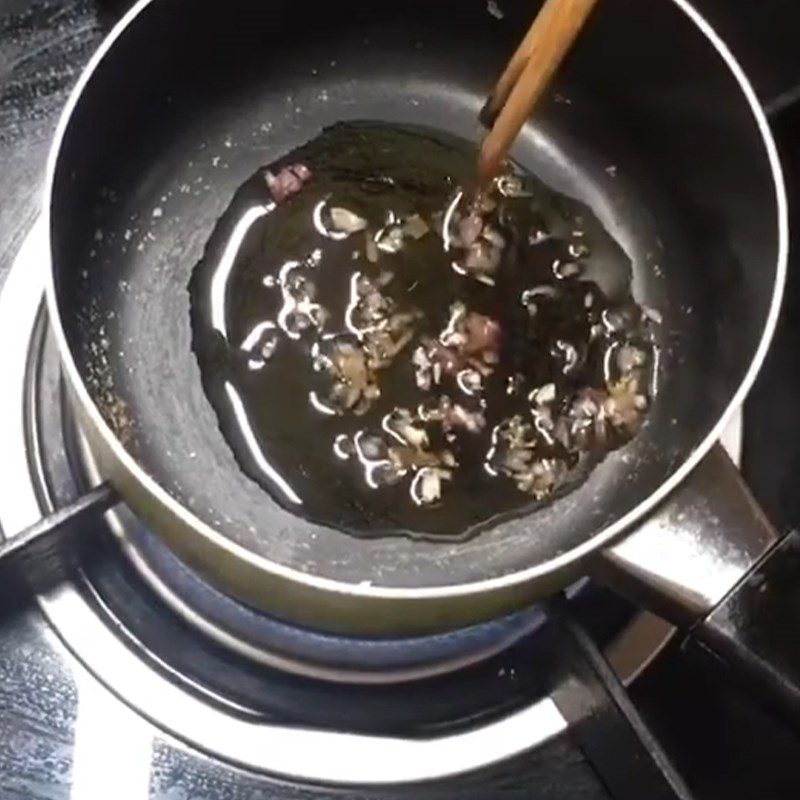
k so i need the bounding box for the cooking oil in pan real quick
[189,121,659,540]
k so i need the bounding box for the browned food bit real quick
[346,272,398,336]
[328,404,462,504]
[363,312,417,370]
[443,403,486,435]
[462,312,501,358]
[410,467,453,506]
[276,259,330,339]
[461,240,501,283]
[552,338,582,375]
[402,214,431,240]
[416,304,502,389]
[417,395,486,435]
[616,343,647,376]
[383,407,457,470]
[321,338,378,416]
[389,446,445,470]
[604,374,648,431]
[457,213,484,247]
[265,163,313,203]
[414,340,464,386]
[565,386,611,449]
[309,272,419,414]
[343,431,407,488]
[364,231,380,263]
[384,407,429,448]
[446,192,509,284]
[486,415,569,500]
[329,206,368,235]
[376,225,405,254]
[516,458,568,499]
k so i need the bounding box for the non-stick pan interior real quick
[50,0,781,588]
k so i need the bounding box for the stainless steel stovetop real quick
[2,2,800,799]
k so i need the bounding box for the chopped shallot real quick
[457,214,483,247]
[604,375,648,431]
[410,467,452,506]
[249,154,660,510]
[329,207,368,235]
[419,305,502,387]
[265,163,312,203]
[402,214,430,240]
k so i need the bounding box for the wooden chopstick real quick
[478,0,563,129]
[478,0,601,183]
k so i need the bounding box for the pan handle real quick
[596,443,800,729]
[689,528,800,729]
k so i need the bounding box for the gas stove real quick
[1,212,686,793]
[2,2,800,799]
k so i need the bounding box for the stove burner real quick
[77,501,550,683]
[0,221,680,781]
[31,267,630,684]
[67,410,564,683]
[35,288,638,699]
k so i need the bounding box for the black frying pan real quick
[42,0,786,629]
[22,0,797,715]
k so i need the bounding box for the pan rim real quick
[43,0,788,603]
